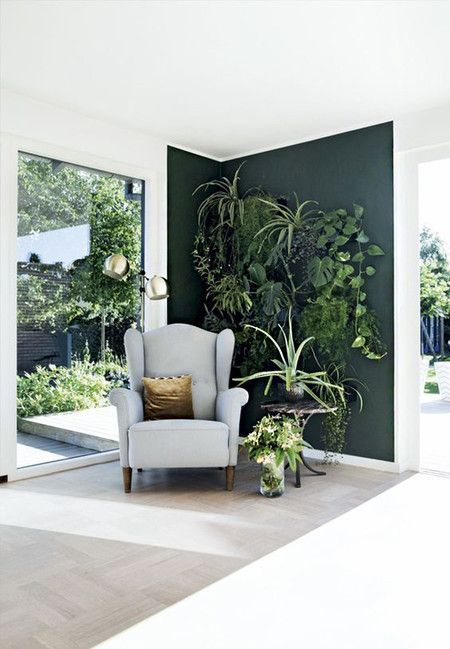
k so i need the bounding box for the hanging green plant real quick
[307,204,386,360]
[255,194,320,262]
[194,162,248,229]
[299,295,351,365]
[192,169,296,374]
[321,401,352,462]
[315,362,365,461]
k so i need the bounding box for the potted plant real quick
[236,309,345,407]
[243,414,311,497]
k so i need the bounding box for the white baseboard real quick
[239,437,399,473]
[302,448,400,473]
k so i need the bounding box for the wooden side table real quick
[261,400,336,488]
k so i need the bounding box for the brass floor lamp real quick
[103,254,169,331]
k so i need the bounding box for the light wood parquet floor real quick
[0,453,412,649]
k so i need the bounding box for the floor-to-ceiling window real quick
[419,157,450,474]
[16,152,144,468]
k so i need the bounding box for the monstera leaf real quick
[308,256,334,288]
[257,281,288,316]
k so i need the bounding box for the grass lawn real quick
[425,366,439,394]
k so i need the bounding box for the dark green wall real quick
[167,122,394,461]
[167,146,220,325]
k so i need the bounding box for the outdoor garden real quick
[17,154,142,422]
[420,225,450,397]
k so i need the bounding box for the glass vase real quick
[260,459,285,497]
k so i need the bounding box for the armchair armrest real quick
[109,388,144,467]
[216,387,249,465]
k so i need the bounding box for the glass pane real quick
[17,153,143,468]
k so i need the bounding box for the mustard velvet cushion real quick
[142,375,194,421]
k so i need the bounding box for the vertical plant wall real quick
[167,123,394,462]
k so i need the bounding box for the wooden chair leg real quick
[226,465,235,491]
[122,467,132,493]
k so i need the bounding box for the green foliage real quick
[194,163,247,228]
[419,225,450,319]
[17,268,71,332]
[321,401,352,462]
[307,204,386,360]
[70,177,141,322]
[235,195,274,264]
[255,195,319,260]
[18,155,92,236]
[18,155,142,362]
[419,226,450,319]
[300,296,350,364]
[243,414,311,471]
[316,363,365,459]
[420,260,450,317]
[210,274,252,315]
[193,178,295,373]
[193,168,388,460]
[17,348,127,418]
[420,226,448,266]
[356,309,387,359]
[237,310,345,408]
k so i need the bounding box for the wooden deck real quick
[18,406,119,452]
[17,432,99,468]
[17,406,119,468]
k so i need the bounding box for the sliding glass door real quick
[16,152,143,468]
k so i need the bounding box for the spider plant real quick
[235,310,344,409]
[315,361,366,411]
[255,193,320,257]
[193,162,248,229]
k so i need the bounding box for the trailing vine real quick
[305,204,386,360]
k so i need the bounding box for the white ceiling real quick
[1,0,450,159]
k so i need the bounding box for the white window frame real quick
[394,140,450,472]
[0,134,165,481]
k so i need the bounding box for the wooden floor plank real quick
[0,454,412,648]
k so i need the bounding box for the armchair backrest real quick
[124,324,234,420]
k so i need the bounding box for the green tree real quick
[18,155,93,236]
[420,226,448,267]
[17,268,71,332]
[419,226,450,358]
[70,177,141,359]
[420,260,450,318]
[420,225,450,318]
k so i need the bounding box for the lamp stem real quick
[139,269,146,332]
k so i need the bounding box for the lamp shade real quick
[145,275,170,300]
[103,254,130,280]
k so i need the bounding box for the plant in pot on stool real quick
[244,414,310,497]
[236,309,345,407]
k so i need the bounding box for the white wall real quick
[0,90,169,478]
[1,90,167,173]
[395,104,450,154]
[394,103,450,471]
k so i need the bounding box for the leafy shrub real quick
[17,352,127,418]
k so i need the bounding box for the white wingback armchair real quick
[110,324,248,493]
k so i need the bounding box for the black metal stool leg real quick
[295,462,301,488]
[300,451,326,476]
